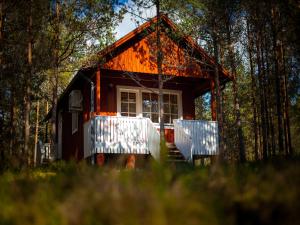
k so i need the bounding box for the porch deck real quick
[84,116,219,163]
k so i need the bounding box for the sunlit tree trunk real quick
[24,0,33,165]
[225,20,246,162]
[156,0,166,160]
[212,28,224,161]
[34,100,39,166]
[51,0,60,160]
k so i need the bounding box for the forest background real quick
[0,0,299,167]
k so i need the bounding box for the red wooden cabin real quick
[46,15,231,166]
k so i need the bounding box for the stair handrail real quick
[174,120,193,162]
[146,118,160,161]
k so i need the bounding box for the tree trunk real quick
[34,100,39,166]
[260,37,271,157]
[212,29,224,161]
[281,43,293,156]
[156,0,166,159]
[264,41,276,156]
[225,21,246,163]
[51,0,60,160]
[45,101,49,142]
[9,87,16,156]
[256,33,268,160]
[246,21,259,160]
[24,0,33,165]
[271,7,284,154]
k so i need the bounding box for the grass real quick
[0,160,299,225]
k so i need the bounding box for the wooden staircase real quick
[166,142,187,164]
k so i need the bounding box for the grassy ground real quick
[0,160,299,225]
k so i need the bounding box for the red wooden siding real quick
[103,32,206,78]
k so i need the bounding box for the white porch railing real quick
[174,120,219,161]
[84,116,160,160]
[174,123,193,161]
[146,119,160,160]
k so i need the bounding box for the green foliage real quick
[0,161,299,225]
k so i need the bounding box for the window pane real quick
[143,100,151,112]
[129,103,136,113]
[121,92,128,102]
[152,101,158,113]
[121,103,128,112]
[129,113,136,117]
[164,104,170,113]
[171,114,178,122]
[171,104,178,114]
[128,93,136,103]
[142,93,150,100]
[170,94,177,104]
[163,94,169,102]
[143,113,151,119]
[152,113,159,123]
[121,112,128,116]
[164,114,170,124]
[151,93,158,101]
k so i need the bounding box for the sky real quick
[114,1,156,40]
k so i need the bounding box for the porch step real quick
[166,142,187,164]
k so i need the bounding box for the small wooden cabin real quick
[46,15,232,166]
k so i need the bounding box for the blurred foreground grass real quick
[0,160,299,225]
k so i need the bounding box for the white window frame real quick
[72,112,78,134]
[117,88,139,117]
[116,85,183,126]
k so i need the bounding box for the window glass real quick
[120,91,136,117]
[142,92,178,124]
[162,93,178,124]
[72,112,78,134]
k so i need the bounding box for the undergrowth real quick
[0,160,299,225]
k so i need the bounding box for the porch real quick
[83,115,219,163]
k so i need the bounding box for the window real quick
[142,92,159,123]
[163,93,178,124]
[141,92,179,124]
[72,112,78,134]
[117,86,182,125]
[120,91,137,117]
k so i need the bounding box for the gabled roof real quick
[89,14,231,79]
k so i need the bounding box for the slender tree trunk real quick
[225,22,246,163]
[9,87,16,156]
[34,100,39,166]
[0,0,3,66]
[246,21,259,160]
[45,101,49,142]
[24,0,33,165]
[281,44,292,156]
[271,7,284,155]
[212,29,224,161]
[156,0,166,159]
[0,0,4,160]
[264,42,276,156]
[261,36,272,158]
[256,34,268,160]
[51,0,60,160]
